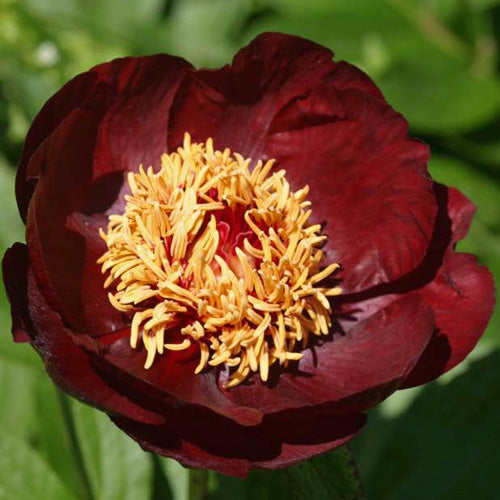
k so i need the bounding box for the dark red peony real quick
[2,33,494,477]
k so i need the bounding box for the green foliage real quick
[0,430,80,500]
[70,401,153,500]
[0,0,499,498]
[379,58,500,133]
[159,458,189,500]
[353,350,500,500]
[287,448,363,500]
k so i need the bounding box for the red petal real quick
[169,34,433,294]
[331,183,460,322]
[225,292,434,416]
[167,33,337,157]
[402,252,494,387]
[22,53,192,336]
[265,85,436,294]
[326,61,386,102]
[2,244,34,342]
[25,107,126,336]
[111,408,366,477]
[91,58,190,179]
[91,336,264,426]
[3,243,164,425]
[400,186,494,387]
[17,54,191,221]
[88,292,431,425]
[447,186,476,244]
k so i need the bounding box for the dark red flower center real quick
[98,133,341,387]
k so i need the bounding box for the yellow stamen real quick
[98,133,341,387]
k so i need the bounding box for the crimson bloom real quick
[2,33,494,477]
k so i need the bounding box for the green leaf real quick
[468,0,500,9]
[71,401,153,500]
[443,132,500,170]
[211,469,291,500]
[164,0,247,68]
[378,56,500,134]
[287,447,364,500]
[34,383,90,499]
[0,160,24,249]
[0,359,38,441]
[0,430,80,500]
[86,0,164,29]
[359,350,500,500]
[409,0,463,24]
[243,0,421,68]
[158,458,189,500]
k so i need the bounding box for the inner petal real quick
[97,133,341,387]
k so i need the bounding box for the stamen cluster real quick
[98,134,341,387]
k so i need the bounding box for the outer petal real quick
[90,55,191,179]
[2,243,165,425]
[3,243,35,343]
[76,291,432,424]
[446,186,476,244]
[400,187,494,387]
[329,183,459,324]
[406,252,494,387]
[265,84,436,293]
[224,292,434,416]
[111,407,366,477]
[25,107,125,336]
[25,48,191,337]
[87,335,264,426]
[17,54,191,220]
[167,32,338,158]
[325,60,386,103]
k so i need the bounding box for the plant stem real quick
[188,468,209,500]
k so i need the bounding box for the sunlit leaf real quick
[71,401,153,500]
[159,458,189,500]
[243,0,421,67]
[0,360,38,441]
[164,0,248,67]
[0,430,79,500]
[0,161,24,249]
[34,383,89,499]
[379,56,500,133]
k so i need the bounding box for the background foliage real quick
[1,0,499,498]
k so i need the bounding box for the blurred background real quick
[0,0,499,499]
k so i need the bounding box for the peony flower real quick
[2,32,494,477]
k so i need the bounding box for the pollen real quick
[97,133,341,387]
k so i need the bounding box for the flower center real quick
[98,133,341,387]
